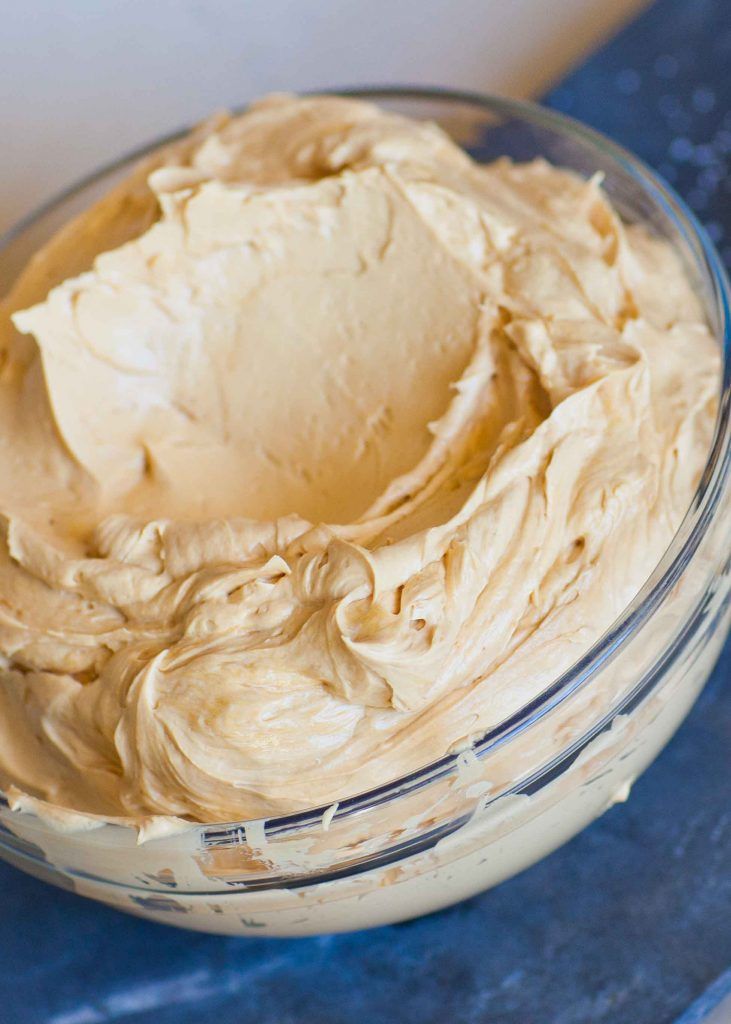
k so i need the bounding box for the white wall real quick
[1,0,646,236]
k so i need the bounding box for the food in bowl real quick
[0,91,727,934]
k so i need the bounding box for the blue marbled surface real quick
[1,0,730,1021]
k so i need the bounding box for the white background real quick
[1,0,647,236]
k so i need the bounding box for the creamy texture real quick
[0,94,719,827]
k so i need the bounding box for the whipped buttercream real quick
[0,94,719,825]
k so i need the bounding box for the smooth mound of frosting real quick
[0,94,719,827]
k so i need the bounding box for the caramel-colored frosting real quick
[0,95,718,827]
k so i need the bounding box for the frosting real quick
[0,94,719,826]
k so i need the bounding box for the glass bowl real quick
[1,87,729,936]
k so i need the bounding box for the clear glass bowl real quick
[1,87,729,936]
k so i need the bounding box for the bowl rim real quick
[1,84,729,841]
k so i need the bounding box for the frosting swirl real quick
[0,94,718,825]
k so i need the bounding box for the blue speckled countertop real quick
[1,0,730,1021]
